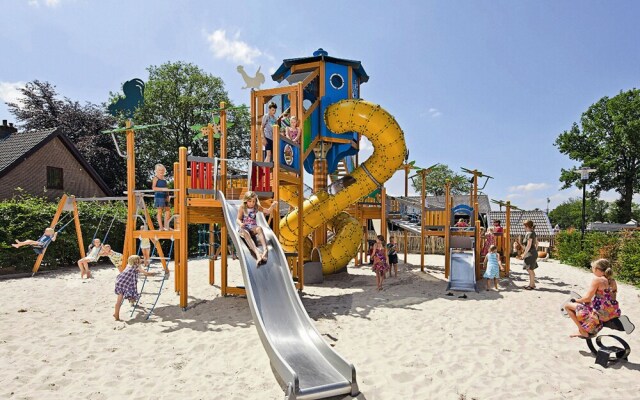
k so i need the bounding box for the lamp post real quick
[576,167,597,248]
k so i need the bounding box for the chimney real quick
[0,120,18,139]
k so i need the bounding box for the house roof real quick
[489,210,554,237]
[0,127,112,195]
[272,49,369,84]
[587,222,639,232]
[404,194,492,215]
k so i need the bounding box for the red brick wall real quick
[0,137,107,201]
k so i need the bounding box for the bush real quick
[617,231,640,286]
[1,194,204,274]
[555,228,640,287]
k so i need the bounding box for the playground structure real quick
[96,50,405,399]
[388,167,515,290]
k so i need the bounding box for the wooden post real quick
[172,162,180,292]
[404,164,409,263]
[444,182,451,279]
[208,117,216,286]
[295,85,304,291]
[220,101,229,296]
[381,186,387,241]
[70,196,85,259]
[123,120,136,264]
[178,147,189,309]
[420,170,426,272]
[505,201,511,276]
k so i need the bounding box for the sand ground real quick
[1,254,639,400]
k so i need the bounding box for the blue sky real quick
[2,0,639,210]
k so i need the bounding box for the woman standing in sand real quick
[521,220,538,290]
[372,235,389,290]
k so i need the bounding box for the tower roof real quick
[271,48,369,83]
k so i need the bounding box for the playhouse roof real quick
[489,210,554,237]
[271,49,369,84]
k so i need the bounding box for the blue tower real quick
[271,48,369,175]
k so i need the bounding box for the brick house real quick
[0,120,111,201]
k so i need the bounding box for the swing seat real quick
[32,243,49,255]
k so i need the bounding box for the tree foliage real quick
[410,164,471,196]
[549,197,639,228]
[110,62,251,187]
[555,89,640,222]
[6,81,124,193]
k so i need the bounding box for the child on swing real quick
[113,255,157,321]
[236,191,276,265]
[12,227,57,250]
[100,244,123,270]
[77,238,102,279]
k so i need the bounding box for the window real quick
[329,73,344,90]
[46,166,63,189]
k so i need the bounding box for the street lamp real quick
[575,167,597,248]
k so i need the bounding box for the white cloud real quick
[359,137,374,153]
[0,81,25,104]
[28,0,61,7]
[506,193,523,199]
[420,107,442,118]
[508,182,550,192]
[206,30,262,65]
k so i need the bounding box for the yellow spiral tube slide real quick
[279,99,407,274]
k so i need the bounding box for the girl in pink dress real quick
[372,235,389,290]
[285,116,300,143]
[564,258,621,338]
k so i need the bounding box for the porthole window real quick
[329,73,344,90]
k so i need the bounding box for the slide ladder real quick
[218,191,359,400]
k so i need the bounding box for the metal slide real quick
[447,235,477,292]
[218,192,359,400]
[447,251,477,292]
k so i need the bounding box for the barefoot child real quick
[564,258,621,338]
[12,228,57,251]
[483,245,504,291]
[139,225,151,267]
[236,191,276,265]
[152,163,172,231]
[113,255,157,321]
[372,235,389,290]
[387,236,398,277]
[77,238,102,278]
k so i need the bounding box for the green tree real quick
[555,89,640,223]
[6,80,124,193]
[607,200,640,223]
[110,62,251,187]
[410,164,471,195]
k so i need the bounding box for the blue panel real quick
[279,140,300,173]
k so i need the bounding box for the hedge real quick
[555,229,640,287]
[0,194,206,274]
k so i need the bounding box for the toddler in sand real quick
[114,255,157,321]
[482,245,504,291]
[372,235,389,290]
